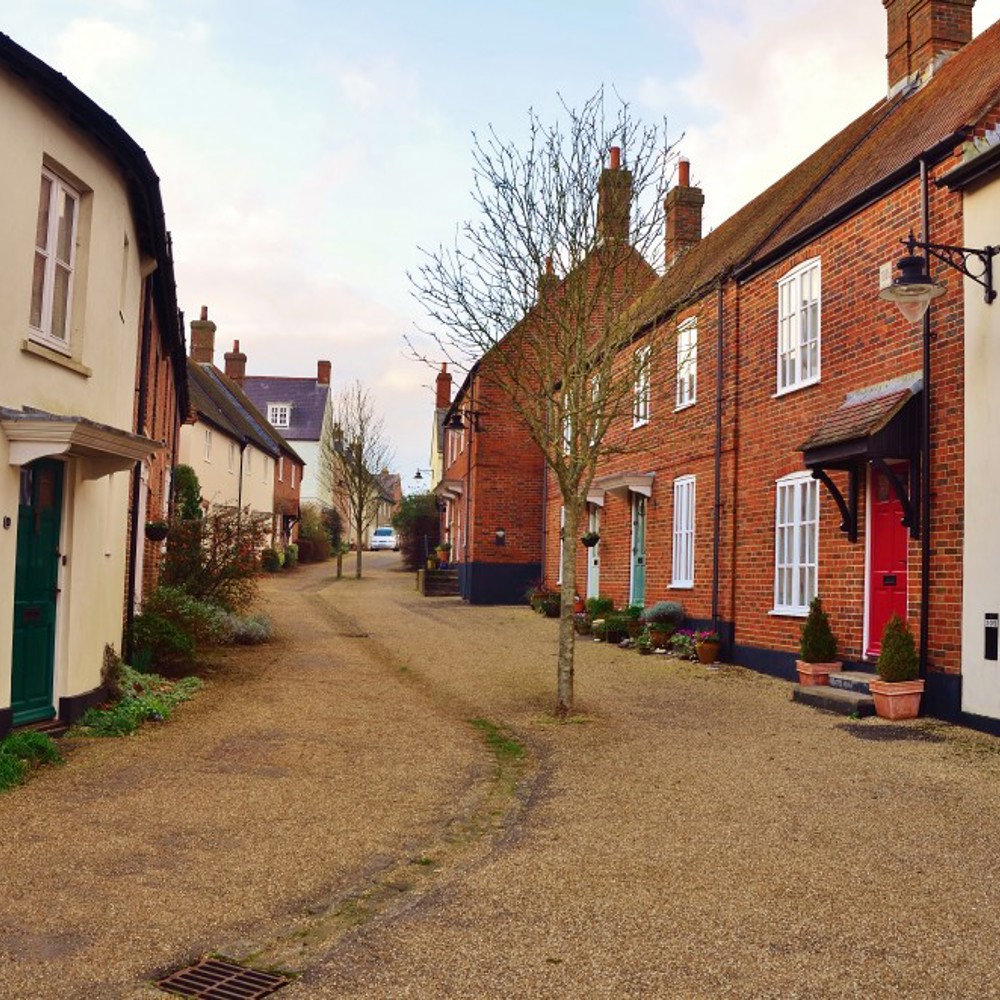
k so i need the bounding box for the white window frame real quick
[676,318,697,410]
[633,345,651,427]
[278,456,285,482]
[30,167,80,351]
[562,394,572,456]
[291,463,297,488]
[776,257,821,395]
[204,428,212,463]
[228,442,236,474]
[773,471,819,615]
[268,403,291,428]
[244,448,253,478]
[672,475,695,588]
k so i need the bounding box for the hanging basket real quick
[580,533,600,548]
[144,521,169,542]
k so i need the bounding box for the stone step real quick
[792,683,876,717]
[828,670,876,694]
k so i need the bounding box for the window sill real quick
[632,418,650,430]
[772,376,820,400]
[21,338,92,378]
[670,582,694,590]
[674,400,696,413]
[769,607,809,618]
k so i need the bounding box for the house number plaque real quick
[986,613,998,662]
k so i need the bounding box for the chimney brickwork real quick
[189,305,216,364]
[884,0,974,93]
[435,363,453,409]
[664,158,705,269]
[597,146,632,243]
[224,339,247,383]
[317,360,331,385]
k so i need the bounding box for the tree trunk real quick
[355,512,364,579]
[555,501,581,718]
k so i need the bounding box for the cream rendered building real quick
[954,141,1000,723]
[0,34,177,732]
[179,312,280,532]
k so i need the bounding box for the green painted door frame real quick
[630,494,646,607]
[11,459,64,725]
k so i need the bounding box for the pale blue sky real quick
[5,0,1000,488]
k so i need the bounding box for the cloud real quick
[52,18,150,92]
[640,0,885,229]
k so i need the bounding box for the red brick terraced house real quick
[439,151,658,604]
[541,0,1000,726]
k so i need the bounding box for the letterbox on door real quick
[986,613,999,661]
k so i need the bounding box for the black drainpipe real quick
[124,275,154,661]
[919,158,931,679]
[712,279,724,629]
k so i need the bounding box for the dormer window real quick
[268,403,291,428]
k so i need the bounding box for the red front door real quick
[867,464,909,658]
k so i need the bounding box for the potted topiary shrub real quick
[635,628,653,655]
[640,600,684,649]
[869,614,924,719]
[796,596,842,685]
[435,541,452,567]
[586,595,614,622]
[622,603,644,638]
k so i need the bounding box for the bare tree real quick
[323,380,394,579]
[410,89,685,717]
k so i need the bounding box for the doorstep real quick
[791,682,876,717]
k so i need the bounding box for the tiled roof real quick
[625,16,1000,333]
[187,361,302,462]
[799,372,922,452]
[241,376,330,443]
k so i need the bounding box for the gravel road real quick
[3,555,1000,998]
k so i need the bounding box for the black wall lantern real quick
[495,527,507,546]
[880,228,997,323]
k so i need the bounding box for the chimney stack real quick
[317,360,331,385]
[435,363,453,410]
[664,157,704,269]
[189,306,216,364]
[884,0,974,95]
[224,339,247,384]
[536,255,559,302]
[597,146,632,243]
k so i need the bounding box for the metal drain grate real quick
[157,957,290,998]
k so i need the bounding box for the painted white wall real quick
[177,420,275,523]
[0,67,145,711]
[961,165,1000,720]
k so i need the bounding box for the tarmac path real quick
[4,555,1000,997]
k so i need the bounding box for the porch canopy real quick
[1,406,162,480]
[799,372,922,542]
[589,471,655,506]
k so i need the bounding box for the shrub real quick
[214,611,273,645]
[298,504,333,562]
[641,601,685,630]
[284,543,299,569]
[0,731,62,793]
[173,464,203,520]
[800,596,838,663]
[877,614,919,682]
[623,603,644,621]
[129,587,226,675]
[669,629,698,661]
[261,547,282,573]
[586,595,614,620]
[74,665,202,737]
[393,492,441,571]
[162,505,269,611]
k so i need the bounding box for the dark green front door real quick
[11,459,63,725]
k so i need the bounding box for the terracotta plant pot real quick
[696,640,720,665]
[795,660,842,686]
[648,627,672,650]
[868,678,925,720]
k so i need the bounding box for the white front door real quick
[586,505,601,599]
